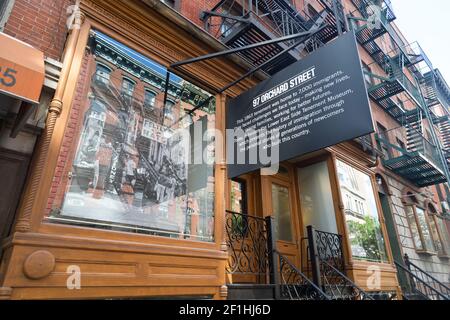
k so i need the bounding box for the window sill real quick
[437,253,450,260]
[416,250,437,256]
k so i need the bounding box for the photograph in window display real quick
[53,31,215,242]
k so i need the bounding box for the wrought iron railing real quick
[201,0,309,44]
[375,126,444,171]
[225,210,270,281]
[319,260,373,300]
[277,251,329,300]
[306,226,373,300]
[395,254,450,300]
[309,227,345,273]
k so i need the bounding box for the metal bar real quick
[266,216,280,299]
[186,25,326,115]
[218,29,323,94]
[332,0,343,36]
[307,225,322,289]
[161,70,171,124]
[201,11,249,23]
[171,30,320,68]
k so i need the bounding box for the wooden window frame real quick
[426,203,450,259]
[404,200,438,255]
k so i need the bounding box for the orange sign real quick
[0,32,45,104]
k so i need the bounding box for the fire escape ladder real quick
[405,112,424,154]
[201,0,348,75]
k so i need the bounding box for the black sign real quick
[226,32,374,178]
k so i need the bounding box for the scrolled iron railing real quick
[225,210,270,281]
[312,228,346,272]
[306,226,373,300]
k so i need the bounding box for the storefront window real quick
[336,160,388,263]
[47,31,216,242]
[297,161,338,234]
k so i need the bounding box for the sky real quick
[392,0,450,84]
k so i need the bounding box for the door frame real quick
[260,163,302,268]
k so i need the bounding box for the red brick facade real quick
[3,0,73,60]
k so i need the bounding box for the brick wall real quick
[3,0,74,60]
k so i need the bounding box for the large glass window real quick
[336,160,388,263]
[47,31,216,242]
[297,161,338,234]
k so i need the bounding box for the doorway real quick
[261,165,301,267]
[0,149,30,259]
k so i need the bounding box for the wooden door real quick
[261,167,301,267]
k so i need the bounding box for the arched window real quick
[164,100,175,121]
[404,193,436,253]
[144,90,156,109]
[426,203,450,257]
[95,63,112,85]
[122,77,135,98]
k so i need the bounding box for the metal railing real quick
[395,254,449,300]
[305,226,373,300]
[277,250,329,300]
[375,125,444,171]
[225,210,270,281]
[202,0,309,44]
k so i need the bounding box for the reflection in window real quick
[144,90,156,109]
[95,64,111,85]
[436,217,450,256]
[428,214,443,254]
[165,100,175,121]
[48,31,215,242]
[272,184,293,242]
[122,78,135,98]
[406,206,424,250]
[230,180,246,214]
[230,179,247,235]
[415,207,435,252]
[337,160,388,263]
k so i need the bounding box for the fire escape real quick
[350,0,450,188]
[200,0,347,75]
